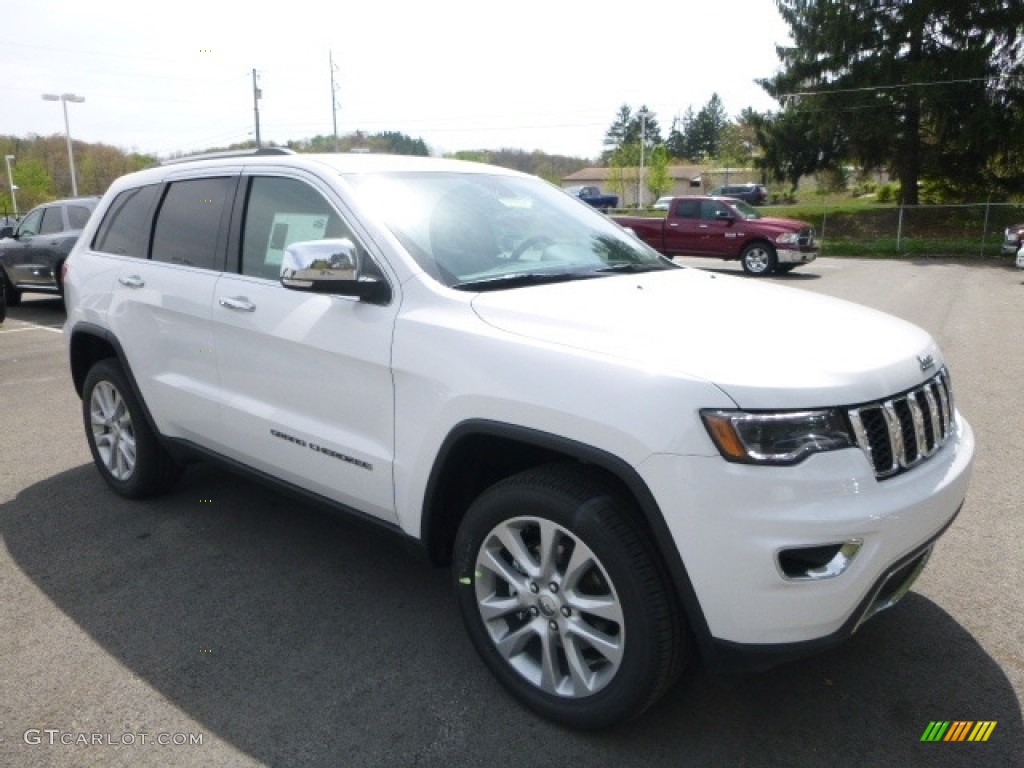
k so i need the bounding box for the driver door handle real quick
[218,296,256,312]
[118,275,145,288]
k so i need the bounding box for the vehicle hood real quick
[750,215,811,232]
[470,268,939,409]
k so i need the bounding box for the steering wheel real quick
[509,235,555,261]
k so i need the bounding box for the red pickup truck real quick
[613,196,817,276]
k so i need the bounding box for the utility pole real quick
[252,69,262,148]
[330,51,340,152]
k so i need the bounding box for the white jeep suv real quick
[63,149,974,728]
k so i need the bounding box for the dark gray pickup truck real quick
[0,197,98,305]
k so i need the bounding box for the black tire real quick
[1,270,21,306]
[82,359,183,498]
[740,241,777,276]
[453,464,686,729]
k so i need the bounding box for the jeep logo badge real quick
[918,354,936,371]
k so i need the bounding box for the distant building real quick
[562,165,766,207]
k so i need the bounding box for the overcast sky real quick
[1,0,792,160]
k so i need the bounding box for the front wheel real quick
[453,464,686,728]
[740,242,777,276]
[82,359,182,498]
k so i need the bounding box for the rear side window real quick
[39,207,64,235]
[93,185,160,258]
[152,177,233,270]
[67,205,93,229]
[674,200,700,219]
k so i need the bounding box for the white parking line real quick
[0,323,64,334]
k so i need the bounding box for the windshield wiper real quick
[596,262,675,274]
[453,271,600,291]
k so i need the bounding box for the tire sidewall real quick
[82,359,165,498]
[741,242,777,275]
[453,476,667,729]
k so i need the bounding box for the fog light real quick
[777,540,862,580]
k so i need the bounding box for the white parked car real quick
[63,149,974,728]
[1017,243,1024,269]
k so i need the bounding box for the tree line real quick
[601,0,1024,206]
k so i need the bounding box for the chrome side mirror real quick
[280,238,390,304]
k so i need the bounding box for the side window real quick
[39,207,64,235]
[93,184,160,258]
[18,208,43,237]
[152,177,233,270]
[67,205,93,229]
[673,200,700,219]
[700,200,729,220]
[240,176,367,280]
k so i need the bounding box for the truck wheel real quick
[740,242,777,276]
[82,359,183,498]
[453,464,685,728]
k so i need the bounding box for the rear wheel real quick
[740,241,777,276]
[453,464,686,728]
[82,359,182,498]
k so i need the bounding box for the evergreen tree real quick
[760,0,1024,203]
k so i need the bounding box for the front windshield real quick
[344,171,672,289]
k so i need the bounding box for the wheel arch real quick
[419,419,715,654]
[68,323,168,455]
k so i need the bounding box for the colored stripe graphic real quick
[921,721,996,742]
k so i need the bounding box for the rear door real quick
[210,171,399,522]
[661,198,707,255]
[102,173,236,444]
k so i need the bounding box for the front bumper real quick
[778,247,818,265]
[638,411,974,659]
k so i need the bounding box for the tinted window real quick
[39,207,64,235]
[673,200,700,219]
[93,185,160,258]
[67,205,93,229]
[152,177,233,270]
[240,176,358,279]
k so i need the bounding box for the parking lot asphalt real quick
[1,258,1021,768]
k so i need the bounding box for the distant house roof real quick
[561,165,706,183]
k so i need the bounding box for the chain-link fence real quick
[789,202,1024,257]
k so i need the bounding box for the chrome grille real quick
[847,369,954,479]
[798,227,815,247]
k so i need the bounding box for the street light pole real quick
[42,93,85,197]
[637,108,650,208]
[4,155,16,218]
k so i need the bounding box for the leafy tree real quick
[6,157,54,210]
[645,145,672,202]
[606,142,641,206]
[760,0,1024,203]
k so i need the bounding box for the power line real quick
[779,73,1021,98]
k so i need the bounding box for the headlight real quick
[701,409,855,465]
[775,232,800,244]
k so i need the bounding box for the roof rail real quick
[159,147,295,166]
